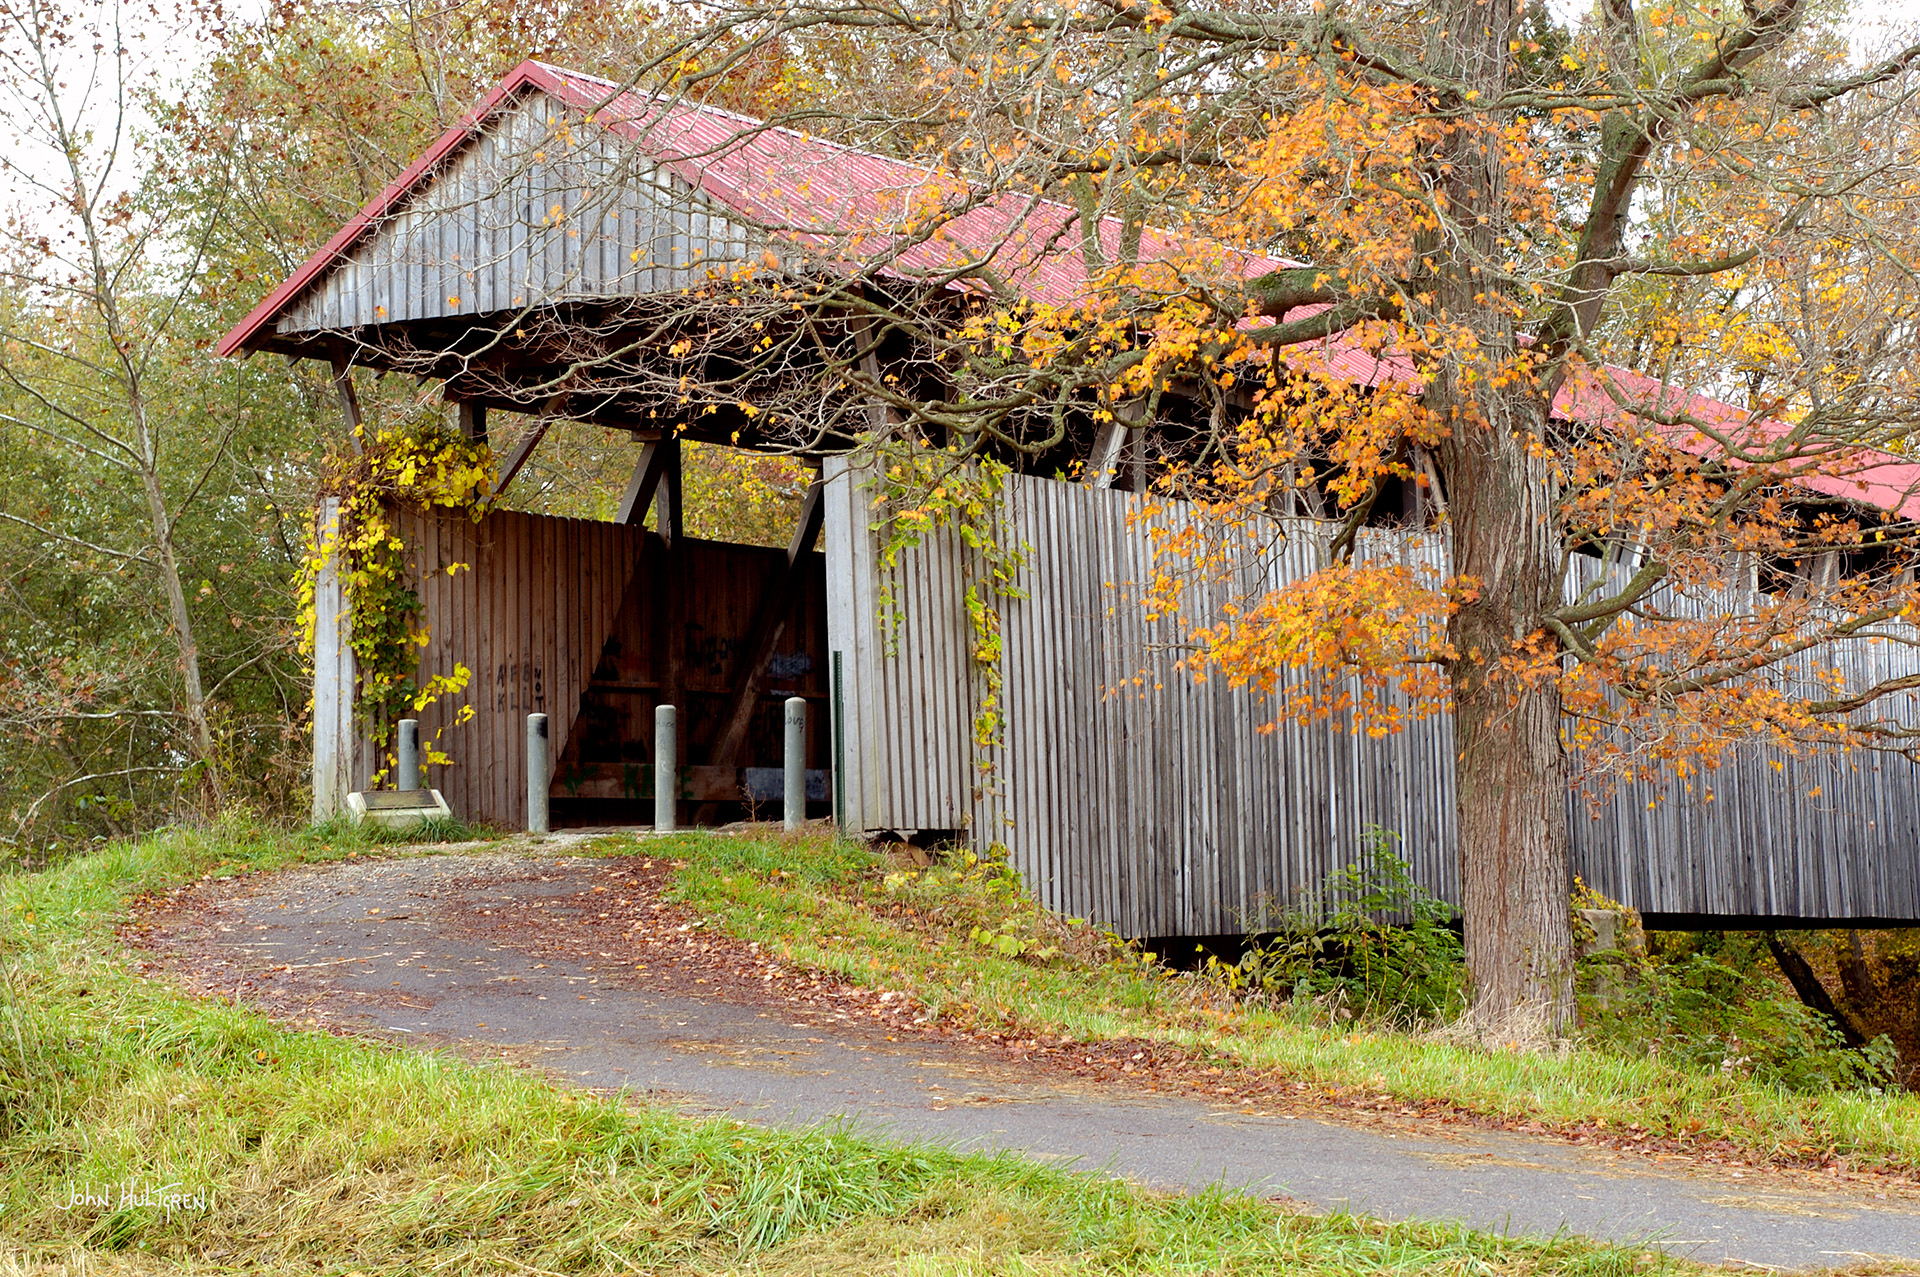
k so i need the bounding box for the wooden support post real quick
[458,402,488,444]
[1301,480,1328,519]
[850,311,929,442]
[1811,549,1841,592]
[1727,551,1759,594]
[311,497,356,820]
[1089,398,1147,491]
[854,313,890,437]
[327,342,364,457]
[616,440,672,526]
[659,436,688,813]
[663,437,684,543]
[1088,420,1126,489]
[1412,446,1447,518]
[1120,398,1148,491]
[698,478,826,813]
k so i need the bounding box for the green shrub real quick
[1208,829,1466,1029]
[1577,929,1898,1093]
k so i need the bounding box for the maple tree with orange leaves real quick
[578,0,1920,1035]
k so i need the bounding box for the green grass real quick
[644,827,1920,1173]
[0,817,1687,1275]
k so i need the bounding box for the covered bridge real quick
[223,61,1920,934]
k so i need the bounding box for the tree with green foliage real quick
[0,0,245,823]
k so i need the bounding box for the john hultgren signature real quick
[53,1180,211,1220]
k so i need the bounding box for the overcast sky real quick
[5,0,1920,226]
[1850,0,1920,53]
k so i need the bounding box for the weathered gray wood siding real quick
[822,464,1920,931]
[1561,557,1920,919]
[277,90,752,335]
[1574,737,1920,918]
[822,456,973,833]
[967,480,1460,936]
[310,498,360,820]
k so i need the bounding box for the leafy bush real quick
[1206,829,1466,1029]
[1577,929,1898,1093]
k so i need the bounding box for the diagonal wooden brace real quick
[494,393,567,496]
[704,477,826,775]
[616,438,674,526]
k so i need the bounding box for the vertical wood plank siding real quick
[275,91,752,336]
[822,467,1920,932]
[1559,556,1920,921]
[384,504,646,828]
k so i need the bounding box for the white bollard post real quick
[526,713,549,835]
[396,718,420,791]
[654,703,677,832]
[783,697,807,831]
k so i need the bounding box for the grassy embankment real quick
[0,819,1677,1275]
[647,827,1920,1172]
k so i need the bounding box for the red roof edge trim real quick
[214,60,563,359]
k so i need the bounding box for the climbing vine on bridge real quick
[868,441,1029,794]
[298,422,494,779]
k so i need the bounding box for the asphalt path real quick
[135,847,1920,1270]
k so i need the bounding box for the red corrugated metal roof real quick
[1280,317,1920,519]
[217,59,1282,356]
[218,60,1920,521]
[1556,360,1920,521]
[531,62,1284,304]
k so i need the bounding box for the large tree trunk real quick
[1424,0,1574,1037]
[1442,399,1576,1037]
